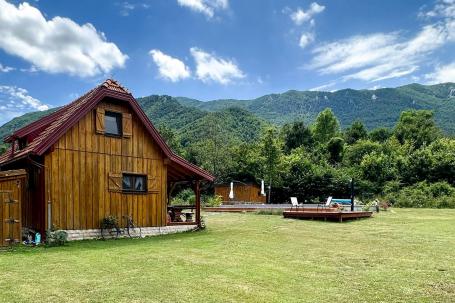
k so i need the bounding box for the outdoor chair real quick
[290,197,303,211]
[317,196,332,212]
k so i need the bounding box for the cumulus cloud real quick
[286,2,325,49]
[190,47,245,84]
[425,62,455,83]
[0,63,14,73]
[290,2,325,25]
[0,85,49,125]
[149,49,191,82]
[0,0,128,77]
[177,0,228,18]
[307,0,455,82]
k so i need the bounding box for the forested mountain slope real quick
[177,83,455,133]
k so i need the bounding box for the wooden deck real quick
[283,210,373,222]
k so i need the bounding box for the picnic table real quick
[168,205,196,222]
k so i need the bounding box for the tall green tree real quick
[157,124,185,156]
[344,120,367,144]
[327,137,345,164]
[394,110,441,148]
[369,127,392,143]
[312,108,340,144]
[260,128,282,202]
[282,121,313,153]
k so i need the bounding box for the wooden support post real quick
[194,180,201,228]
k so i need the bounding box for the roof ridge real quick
[101,78,130,94]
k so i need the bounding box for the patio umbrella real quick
[229,182,234,199]
[260,179,266,196]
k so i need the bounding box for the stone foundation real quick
[64,225,198,241]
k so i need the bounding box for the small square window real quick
[122,174,147,193]
[105,111,122,136]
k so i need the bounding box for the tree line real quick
[160,108,455,208]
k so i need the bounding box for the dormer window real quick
[17,138,27,150]
[104,111,122,136]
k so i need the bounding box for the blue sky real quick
[0,0,455,125]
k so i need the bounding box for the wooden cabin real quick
[0,79,214,243]
[215,183,266,204]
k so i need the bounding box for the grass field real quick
[0,209,454,302]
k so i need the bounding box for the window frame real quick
[122,173,147,194]
[104,110,123,137]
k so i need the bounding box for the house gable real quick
[0,79,214,182]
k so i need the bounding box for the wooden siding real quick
[44,99,168,230]
[215,184,266,204]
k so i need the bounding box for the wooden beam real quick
[194,180,201,228]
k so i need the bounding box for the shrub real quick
[386,181,455,208]
[203,195,222,207]
[100,216,118,229]
[46,230,68,247]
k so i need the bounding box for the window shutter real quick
[96,108,105,134]
[108,173,122,192]
[122,113,132,138]
[147,176,159,193]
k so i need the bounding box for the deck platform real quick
[283,210,373,222]
[203,203,366,213]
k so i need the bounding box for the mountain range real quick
[1,82,454,152]
[176,82,455,132]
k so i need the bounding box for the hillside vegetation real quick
[177,82,455,133]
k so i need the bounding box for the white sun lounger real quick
[317,196,332,211]
[290,197,302,211]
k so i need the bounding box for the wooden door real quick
[0,170,25,247]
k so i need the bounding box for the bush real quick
[46,230,68,247]
[386,181,455,208]
[203,195,222,207]
[100,216,118,230]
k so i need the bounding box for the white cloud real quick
[190,47,245,84]
[20,65,38,73]
[0,0,128,77]
[0,63,14,73]
[309,81,337,91]
[419,0,455,19]
[287,3,325,49]
[299,32,315,48]
[309,24,448,82]
[425,62,455,83]
[177,0,228,18]
[0,85,50,125]
[290,2,325,25]
[307,0,455,82]
[149,49,191,82]
[119,2,150,16]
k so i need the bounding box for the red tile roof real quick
[0,79,214,182]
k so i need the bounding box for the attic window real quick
[104,111,122,136]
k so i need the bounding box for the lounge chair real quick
[290,197,302,211]
[317,196,332,211]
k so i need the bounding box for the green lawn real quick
[1,209,454,302]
